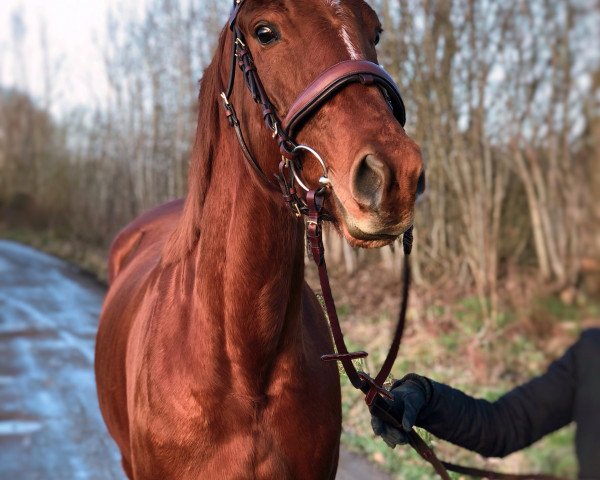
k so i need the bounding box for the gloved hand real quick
[370,373,433,448]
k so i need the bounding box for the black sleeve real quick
[572,328,600,479]
[416,338,578,458]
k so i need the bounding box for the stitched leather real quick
[283,60,406,137]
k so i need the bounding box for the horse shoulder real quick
[107,199,184,284]
[97,198,184,464]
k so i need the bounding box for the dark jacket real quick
[418,328,600,479]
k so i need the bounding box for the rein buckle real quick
[320,351,368,362]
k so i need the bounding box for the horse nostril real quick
[351,154,391,209]
[416,170,426,196]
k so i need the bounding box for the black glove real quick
[371,373,433,448]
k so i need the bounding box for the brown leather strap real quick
[306,188,412,400]
[306,189,453,479]
[364,250,411,405]
[221,95,279,190]
[283,60,406,137]
[228,0,245,29]
[306,190,365,390]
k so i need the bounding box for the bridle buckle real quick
[293,203,302,218]
[220,92,231,106]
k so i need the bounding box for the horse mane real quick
[163,28,229,264]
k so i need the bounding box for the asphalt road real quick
[0,240,391,480]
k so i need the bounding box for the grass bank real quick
[0,227,109,283]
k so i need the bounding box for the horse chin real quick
[337,221,399,249]
[328,193,412,249]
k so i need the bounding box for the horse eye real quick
[374,31,382,46]
[255,25,279,45]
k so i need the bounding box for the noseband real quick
[220,3,565,480]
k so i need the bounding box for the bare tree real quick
[1,0,598,313]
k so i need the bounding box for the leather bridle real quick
[221,0,405,216]
[221,2,568,479]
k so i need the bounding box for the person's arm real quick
[373,342,578,457]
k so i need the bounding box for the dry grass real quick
[306,257,598,479]
[0,227,109,283]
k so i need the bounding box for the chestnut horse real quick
[95,1,423,478]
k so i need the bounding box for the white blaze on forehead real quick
[341,26,361,60]
[324,0,362,60]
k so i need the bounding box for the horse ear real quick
[163,28,229,263]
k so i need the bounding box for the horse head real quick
[228,0,425,248]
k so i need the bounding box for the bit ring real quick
[289,145,330,192]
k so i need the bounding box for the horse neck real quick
[188,111,306,396]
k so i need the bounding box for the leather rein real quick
[221,2,567,479]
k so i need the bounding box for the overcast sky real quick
[1,0,598,122]
[0,0,147,115]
